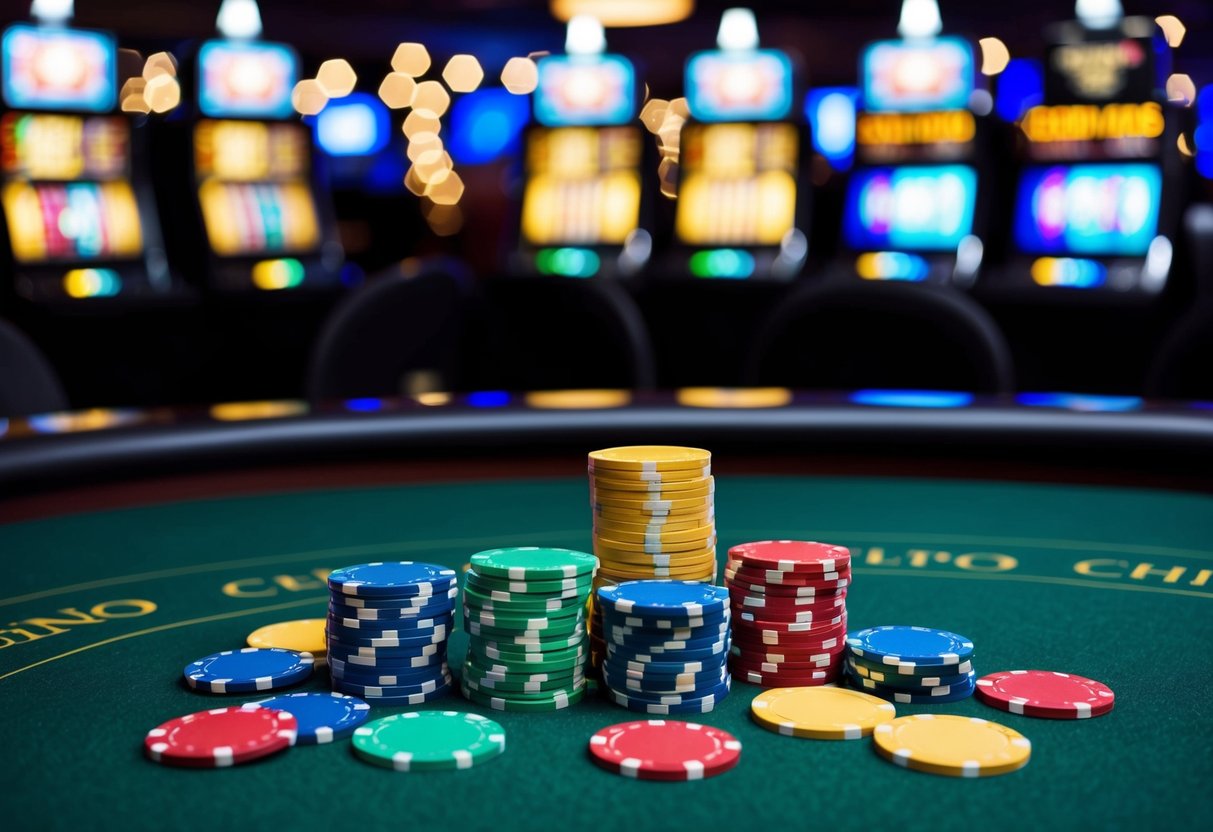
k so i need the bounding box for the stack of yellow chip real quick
[247,619,328,667]
[586,446,717,672]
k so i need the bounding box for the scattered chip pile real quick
[724,540,850,687]
[845,625,976,703]
[586,446,717,674]
[598,580,732,714]
[326,561,458,703]
[460,546,596,711]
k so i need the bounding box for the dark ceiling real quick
[29,0,1213,89]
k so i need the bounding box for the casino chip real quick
[144,704,297,768]
[327,561,457,702]
[251,692,370,744]
[750,686,896,739]
[586,447,718,674]
[975,670,1115,719]
[596,581,732,711]
[725,540,850,687]
[872,714,1031,777]
[587,720,741,781]
[843,625,977,703]
[351,711,506,772]
[461,546,596,710]
[184,647,314,693]
[247,619,328,666]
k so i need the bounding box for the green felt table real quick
[2,468,1211,831]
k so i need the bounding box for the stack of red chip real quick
[724,540,850,687]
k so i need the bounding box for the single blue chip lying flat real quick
[597,580,729,618]
[184,647,314,693]
[252,691,370,745]
[327,562,458,598]
[846,625,975,667]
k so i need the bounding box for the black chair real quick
[0,318,68,417]
[745,279,1015,393]
[307,258,475,402]
[1147,206,1213,400]
[471,277,657,391]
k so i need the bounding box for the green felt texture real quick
[1,476,1211,831]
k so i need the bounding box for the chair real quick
[471,277,657,391]
[745,279,1015,393]
[0,318,68,417]
[307,258,474,402]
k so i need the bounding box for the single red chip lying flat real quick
[587,719,741,781]
[727,540,851,574]
[975,670,1115,719]
[144,705,298,767]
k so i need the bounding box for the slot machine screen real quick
[0,112,141,262]
[1,24,116,113]
[1012,163,1161,257]
[685,49,793,123]
[675,122,798,246]
[520,126,641,246]
[533,56,635,128]
[194,120,319,256]
[861,37,974,113]
[197,41,296,120]
[843,164,977,250]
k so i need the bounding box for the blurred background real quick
[1,0,1211,418]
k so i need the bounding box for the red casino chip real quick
[588,719,742,781]
[144,705,298,768]
[730,664,842,687]
[727,577,850,599]
[727,540,851,574]
[726,564,850,589]
[975,670,1116,719]
[728,589,847,614]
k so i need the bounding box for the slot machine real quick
[838,1,989,287]
[0,3,179,304]
[512,15,650,279]
[664,7,808,281]
[982,2,1179,301]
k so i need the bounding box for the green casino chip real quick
[470,547,598,581]
[351,711,506,772]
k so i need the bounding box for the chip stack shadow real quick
[587,446,718,675]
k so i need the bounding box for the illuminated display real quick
[1013,164,1161,257]
[1,24,116,113]
[0,113,128,180]
[1019,102,1164,144]
[533,55,636,127]
[198,181,319,256]
[862,37,974,113]
[856,110,975,146]
[1048,38,1151,103]
[1,180,142,262]
[685,49,793,123]
[843,165,977,251]
[195,120,308,181]
[676,122,797,246]
[521,126,641,245]
[197,40,297,119]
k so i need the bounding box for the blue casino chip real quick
[331,680,453,704]
[330,671,453,698]
[597,580,729,619]
[605,640,731,664]
[328,585,459,611]
[846,625,975,667]
[184,647,314,693]
[327,613,454,633]
[327,562,458,598]
[846,670,977,704]
[603,653,729,678]
[252,691,370,744]
[602,666,728,694]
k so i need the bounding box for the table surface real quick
[2,471,1211,831]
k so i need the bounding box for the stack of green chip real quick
[461,547,598,711]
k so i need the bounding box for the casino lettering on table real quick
[143,446,1115,780]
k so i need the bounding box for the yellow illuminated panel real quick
[2,180,142,262]
[521,126,641,245]
[198,180,319,256]
[0,113,128,180]
[856,111,976,146]
[676,123,797,246]
[194,120,308,181]
[1019,102,1164,144]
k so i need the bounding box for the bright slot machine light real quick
[216,0,263,40]
[1075,0,1123,30]
[30,0,72,25]
[897,0,942,40]
[716,8,759,52]
[566,15,606,56]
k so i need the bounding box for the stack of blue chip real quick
[844,625,977,704]
[598,580,732,714]
[326,561,459,703]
